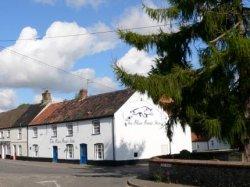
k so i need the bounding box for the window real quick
[33,127,38,138]
[18,128,22,140]
[67,124,73,137]
[52,126,57,137]
[0,131,3,139]
[7,145,11,155]
[6,130,10,138]
[92,120,100,135]
[66,144,74,159]
[94,143,104,160]
[134,152,138,158]
[211,140,214,147]
[18,145,22,156]
[33,144,38,157]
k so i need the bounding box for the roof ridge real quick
[49,88,133,105]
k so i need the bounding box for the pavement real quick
[0,159,193,187]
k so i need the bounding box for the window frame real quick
[18,128,22,140]
[66,144,74,159]
[52,125,57,137]
[92,120,100,135]
[33,144,39,157]
[0,131,3,139]
[6,130,10,138]
[94,143,104,160]
[66,124,73,137]
[33,127,38,138]
[18,145,22,156]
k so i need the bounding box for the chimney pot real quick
[41,90,52,105]
[78,89,87,100]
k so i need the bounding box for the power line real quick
[0,24,175,42]
[0,45,116,91]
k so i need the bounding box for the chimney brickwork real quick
[41,90,52,105]
[78,89,88,100]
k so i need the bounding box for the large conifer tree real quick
[115,1,250,157]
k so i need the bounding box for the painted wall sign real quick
[50,137,75,144]
[124,102,165,126]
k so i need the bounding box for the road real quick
[0,159,148,187]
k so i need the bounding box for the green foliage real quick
[115,0,250,147]
[179,150,192,159]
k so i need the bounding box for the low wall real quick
[162,150,242,161]
[149,157,250,187]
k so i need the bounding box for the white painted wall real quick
[114,92,192,161]
[192,141,208,152]
[28,117,114,160]
[208,137,230,150]
[192,137,230,152]
[10,127,28,157]
[0,127,28,157]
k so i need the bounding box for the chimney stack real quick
[77,89,87,100]
[41,90,52,105]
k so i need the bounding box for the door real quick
[80,144,87,164]
[52,146,58,163]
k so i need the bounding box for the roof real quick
[0,104,46,129]
[192,133,209,142]
[30,89,135,126]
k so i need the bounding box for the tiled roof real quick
[192,133,209,142]
[0,104,46,129]
[30,89,134,126]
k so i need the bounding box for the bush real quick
[179,150,191,159]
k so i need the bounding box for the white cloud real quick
[117,47,155,76]
[91,76,117,94]
[0,89,16,112]
[0,21,117,93]
[115,1,174,34]
[33,94,63,104]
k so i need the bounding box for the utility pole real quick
[86,79,90,90]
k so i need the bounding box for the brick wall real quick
[149,157,250,186]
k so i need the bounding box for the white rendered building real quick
[28,89,192,164]
[192,133,230,152]
[0,103,46,159]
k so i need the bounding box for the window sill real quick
[95,158,104,161]
[66,135,73,137]
[51,136,57,138]
[33,137,38,138]
[92,133,101,136]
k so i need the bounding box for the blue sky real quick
[0,0,249,111]
[0,0,164,110]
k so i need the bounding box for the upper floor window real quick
[92,120,100,135]
[6,130,10,138]
[67,124,73,137]
[66,144,74,159]
[0,131,3,139]
[18,128,22,140]
[52,126,57,137]
[33,127,38,138]
[94,143,104,160]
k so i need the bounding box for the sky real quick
[0,0,171,111]
[0,0,249,112]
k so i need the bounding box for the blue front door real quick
[53,146,58,163]
[80,144,87,164]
